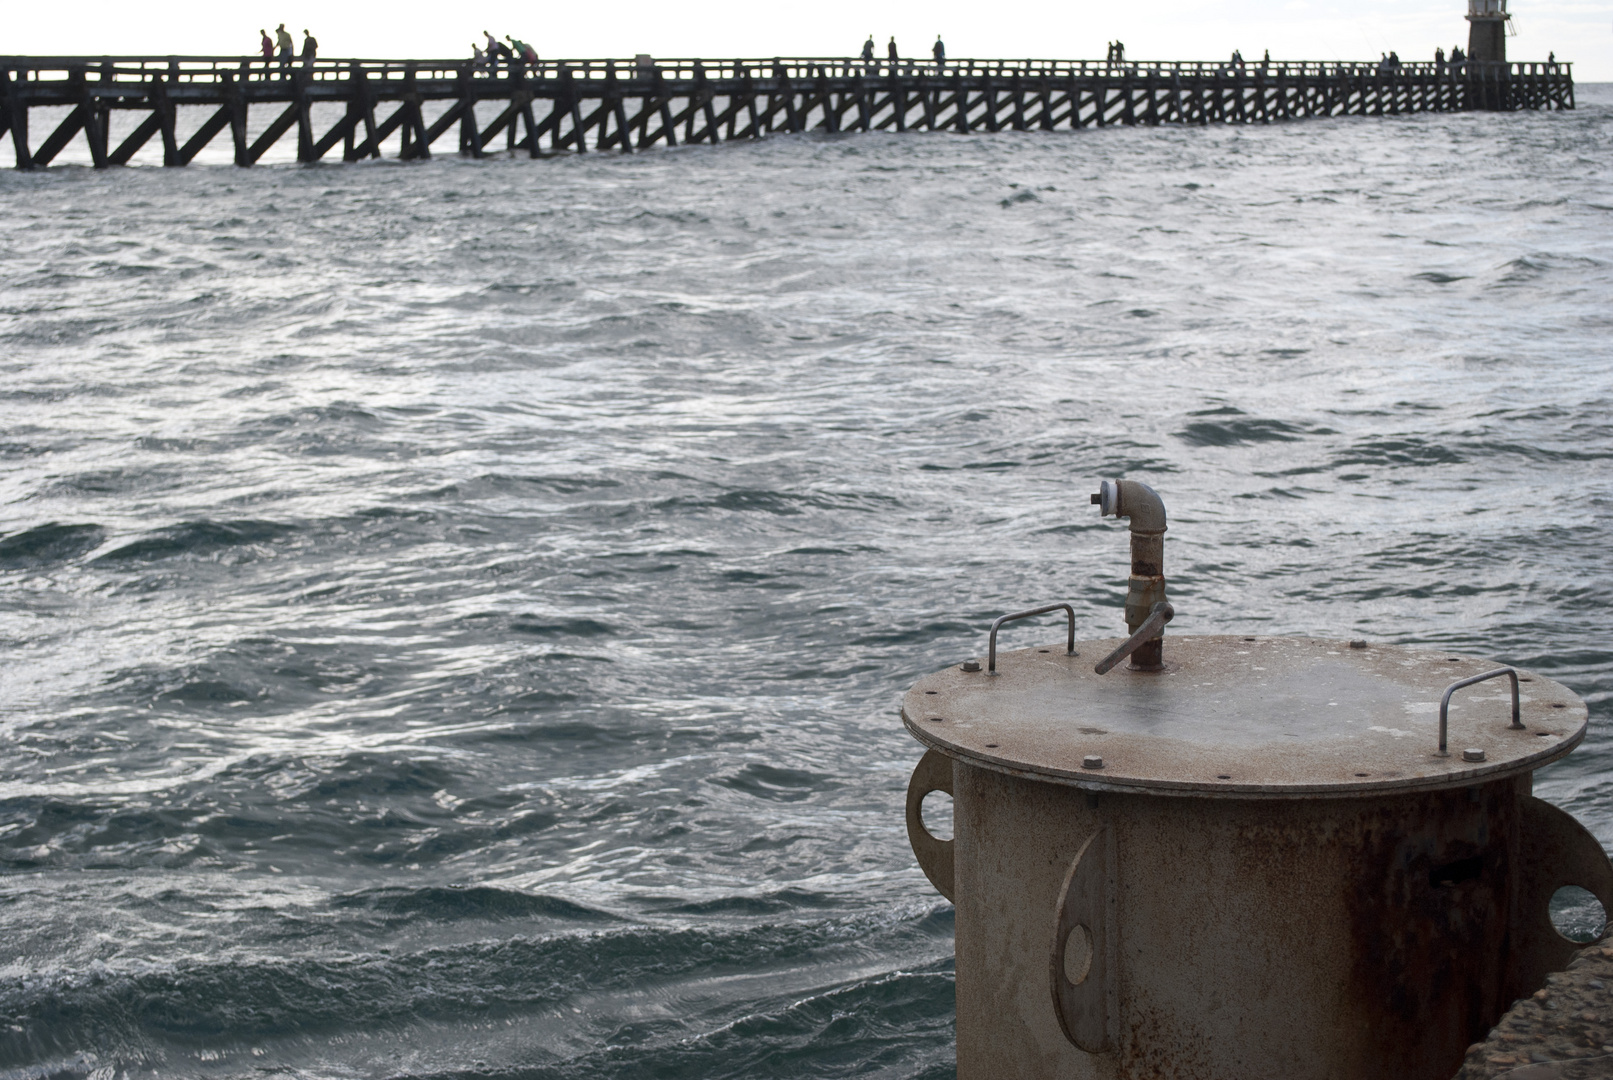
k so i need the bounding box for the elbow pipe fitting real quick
[1090,480,1169,671]
[1091,479,1167,535]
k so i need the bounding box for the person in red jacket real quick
[258,29,274,79]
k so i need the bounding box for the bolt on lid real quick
[901,635,1587,797]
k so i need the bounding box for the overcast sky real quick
[9,0,1610,79]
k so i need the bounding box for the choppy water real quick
[3,85,1613,1080]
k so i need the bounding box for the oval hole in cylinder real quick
[1063,924,1094,985]
[920,789,953,841]
[1549,885,1608,943]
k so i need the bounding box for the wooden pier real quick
[0,55,1575,168]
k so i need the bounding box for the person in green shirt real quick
[275,24,293,75]
[507,36,537,64]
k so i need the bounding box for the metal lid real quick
[901,635,1588,797]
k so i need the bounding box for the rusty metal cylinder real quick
[903,635,1613,1080]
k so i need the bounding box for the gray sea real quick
[3,83,1612,1080]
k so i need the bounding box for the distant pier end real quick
[0,55,1574,169]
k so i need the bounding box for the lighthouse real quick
[1467,0,1510,63]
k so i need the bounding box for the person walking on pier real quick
[274,24,293,75]
[508,36,537,65]
[485,31,512,72]
[301,30,318,70]
[887,36,898,65]
[258,29,274,77]
[861,36,875,62]
[933,35,946,69]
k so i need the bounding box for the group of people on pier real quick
[473,31,539,71]
[858,35,947,68]
[256,24,315,75]
[231,35,1558,84]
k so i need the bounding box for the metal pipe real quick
[1090,479,1168,670]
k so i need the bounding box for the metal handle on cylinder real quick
[1436,667,1522,756]
[988,603,1077,674]
[1094,602,1174,675]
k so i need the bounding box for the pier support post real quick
[4,67,31,169]
[83,62,111,167]
[740,68,760,137]
[562,66,587,151]
[695,63,717,143]
[776,61,800,133]
[294,71,316,161]
[656,66,677,145]
[398,64,431,160]
[403,94,431,158]
[0,68,14,153]
[345,62,379,160]
[521,88,542,157]
[607,63,631,151]
[157,61,179,164]
[225,68,250,166]
[501,63,524,153]
[456,65,482,157]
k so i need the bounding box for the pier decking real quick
[0,55,1575,168]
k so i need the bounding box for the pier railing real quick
[1,54,1574,83]
[0,54,1575,169]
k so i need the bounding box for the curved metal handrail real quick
[988,603,1077,674]
[1437,667,1522,757]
